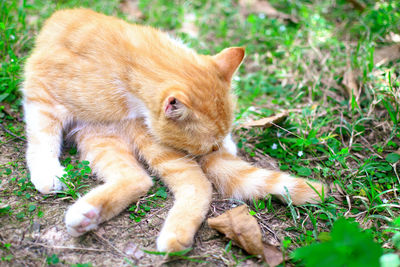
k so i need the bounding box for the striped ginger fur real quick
[199,150,324,205]
[23,9,327,253]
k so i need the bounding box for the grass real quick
[1,0,400,266]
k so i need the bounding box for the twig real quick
[301,214,310,232]
[271,122,302,139]
[0,123,26,142]
[135,193,156,213]
[93,232,128,257]
[142,205,168,220]
[0,136,20,145]
[392,163,400,195]
[344,195,352,217]
[347,210,367,218]
[358,134,384,159]
[346,0,366,11]
[258,220,280,243]
[26,241,108,252]
[300,155,329,161]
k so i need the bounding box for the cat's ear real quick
[213,47,245,81]
[164,96,189,120]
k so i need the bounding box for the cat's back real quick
[37,8,113,41]
[27,8,143,70]
[23,9,162,121]
[35,9,136,53]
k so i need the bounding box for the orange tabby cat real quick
[23,9,326,252]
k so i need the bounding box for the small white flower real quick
[271,143,278,150]
[382,198,388,203]
[258,13,266,19]
[279,25,286,32]
[248,106,256,112]
[277,132,282,138]
[298,151,303,157]
[10,59,14,62]
[10,35,15,40]
[233,76,240,81]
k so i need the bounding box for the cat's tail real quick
[199,149,328,205]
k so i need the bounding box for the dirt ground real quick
[0,125,297,266]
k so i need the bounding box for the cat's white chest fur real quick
[124,93,149,120]
[112,77,150,120]
[123,91,154,131]
[223,134,237,155]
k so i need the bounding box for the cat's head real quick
[150,47,245,155]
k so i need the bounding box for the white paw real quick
[30,164,66,194]
[157,231,177,252]
[65,200,100,237]
[156,229,192,252]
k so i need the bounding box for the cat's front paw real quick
[30,164,66,194]
[156,229,193,252]
[65,200,101,237]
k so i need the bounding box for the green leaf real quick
[317,232,331,242]
[296,166,312,177]
[392,232,400,249]
[65,164,74,171]
[16,212,25,219]
[386,153,400,163]
[280,164,289,170]
[292,218,382,267]
[143,248,192,256]
[28,204,36,212]
[68,147,77,155]
[84,166,91,174]
[351,93,360,111]
[46,254,60,265]
[0,93,9,102]
[257,200,265,210]
[155,187,168,199]
[0,205,11,214]
[71,264,92,267]
[2,254,13,261]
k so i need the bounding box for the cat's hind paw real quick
[156,230,192,252]
[65,200,100,237]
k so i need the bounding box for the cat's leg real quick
[23,92,69,194]
[131,124,212,252]
[65,128,153,236]
[199,140,327,205]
